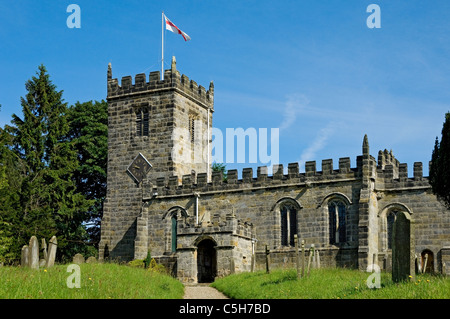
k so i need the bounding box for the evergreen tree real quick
[67,100,108,250]
[429,112,450,209]
[0,127,22,263]
[7,65,92,261]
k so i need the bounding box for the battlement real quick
[142,157,431,199]
[143,158,362,199]
[376,161,431,190]
[106,57,214,108]
[177,212,254,240]
[377,149,400,169]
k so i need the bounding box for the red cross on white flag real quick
[164,14,191,41]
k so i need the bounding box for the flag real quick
[164,14,191,41]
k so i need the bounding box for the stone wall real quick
[100,61,450,279]
[99,59,213,261]
[175,213,254,283]
[139,150,450,275]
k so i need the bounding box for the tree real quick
[6,65,93,262]
[0,127,22,263]
[429,112,450,209]
[211,162,227,181]
[67,100,108,250]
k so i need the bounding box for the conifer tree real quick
[0,127,22,263]
[8,65,92,261]
[429,112,450,209]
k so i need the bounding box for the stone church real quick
[99,58,450,283]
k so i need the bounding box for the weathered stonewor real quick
[138,138,448,275]
[46,236,57,268]
[99,59,450,283]
[99,57,214,262]
[73,253,85,265]
[86,256,97,264]
[39,238,47,267]
[441,242,450,274]
[41,238,48,261]
[175,212,254,283]
[28,236,39,270]
[107,57,214,108]
[21,245,29,267]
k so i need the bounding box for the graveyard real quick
[0,263,184,299]
[0,262,449,299]
[3,233,448,299]
[211,268,450,299]
[1,3,450,304]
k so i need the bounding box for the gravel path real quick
[183,284,229,299]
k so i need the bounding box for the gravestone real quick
[86,256,97,264]
[73,253,85,264]
[301,240,305,277]
[28,236,39,270]
[41,238,48,261]
[294,235,301,279]
[21,245,29,267]
[441,242,450,275]
[265,245,270,274]
[46,236,57,268]
[392,211,415,282]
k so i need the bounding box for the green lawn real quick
[211,268,450,299]
[0,263,184,299]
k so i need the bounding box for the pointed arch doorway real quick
[196,238,217,283]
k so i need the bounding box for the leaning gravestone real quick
[86,256,97,264]
[73,253,85,264]
[46,236,57,268]
[392,211,415,282]
[28,236,40,270]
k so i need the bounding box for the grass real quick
[3,264,448,299]
[211,268,450,299]
[0,263,185,299]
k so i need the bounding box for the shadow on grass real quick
[260,272,298,286]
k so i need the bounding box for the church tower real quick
[99,58,214,260]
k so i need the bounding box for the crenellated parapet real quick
[376,161,431,190]
[377,149,400,169]
[143,158,363,199]
[106,57,214,109]
[142,159,433,199]
[177,212,254,241]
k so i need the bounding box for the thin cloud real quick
[279,93,310,131]
[298,122,336,168]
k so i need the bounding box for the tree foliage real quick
[0,65,98,263]
[429,112,450,209]
[67,100,108,248]
[211,162,227,181]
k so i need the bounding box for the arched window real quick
[280,202,298,247]
[272,198,301,248]
[386,211,397,249]
[171,214,177,253]
[136,108,149,136]
[328,200,346,244]
[379,203,412,252]
[164,206,188,253]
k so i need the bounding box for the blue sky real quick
[1,1,450,177]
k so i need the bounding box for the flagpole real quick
[161,11,164,80]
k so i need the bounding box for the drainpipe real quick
[194,192,200,225]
